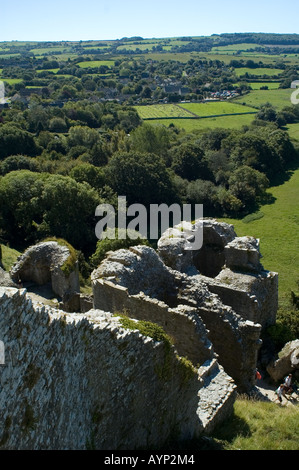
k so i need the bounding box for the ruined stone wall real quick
[0,287,236,450]
[196,305,261,391]
[92,279,213,367]
[158,219,278,332]
[92,246,262,392]
[207,268,278,329]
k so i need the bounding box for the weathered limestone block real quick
[267,339,299,382]
[158,219,277,331]
[158,218,236,277]
[224,236,262,272]
[157,227,194,273]
[0,267,17,288]
[10,241,79,300]
[207,267,278,329]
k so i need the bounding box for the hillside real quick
[0,32,299,451]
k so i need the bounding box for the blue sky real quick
[1,0,298,41]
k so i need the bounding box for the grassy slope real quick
[0,244,21,271]
[234,88,293,109]
[219,165,299,302]
[211,398,299,450]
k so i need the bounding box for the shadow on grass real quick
[268,158,299,188]
[156,412,251,451]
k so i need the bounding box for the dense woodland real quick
[0,101,298,255]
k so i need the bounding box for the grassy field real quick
[234,67,284,77]
[0,245,21,271]
[178,101,256,116]
[143,114,256,132]
[219,165,299,301]
[2,78,23,85]
[233,88,293,109]
[134,104,193,119]
[210,397,299,450]
[286,122,299,141]
[36,68,60,74]
[211,43,260,52]
[77,60,115,68]
[135,101,257,131]
[135,101,257,121]
[246,82,281,90]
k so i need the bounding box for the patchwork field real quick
[135,101,257,132]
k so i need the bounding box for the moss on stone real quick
[42,237,78,276]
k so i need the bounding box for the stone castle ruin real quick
[0,219,278,449]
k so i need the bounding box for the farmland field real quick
[178,101,257,117]
[2,78,23,85]
[211,43,260,52]
[135,101,257,121]
[246,82,281,90]
[145,114,256,132]
[233,88,294,109]
[77,60,115,68]
[234,67,284,77]
[134,104,193,119]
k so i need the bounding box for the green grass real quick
[36,68,59,74]
[234,67,284,77]
[77,60,115,68]
[286,122,299,141]
[134,104,193,119]
[211,43,260,52]
[135,102,257,130]
[243,82,281,90]
[219,165,299,302]
[178,101,256,116]
[146,113,256,131]
[211,397,299,450]
[2,78,23,85]
[0,245,21,271]
[30,46,67,55]
[233,88,294,109]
